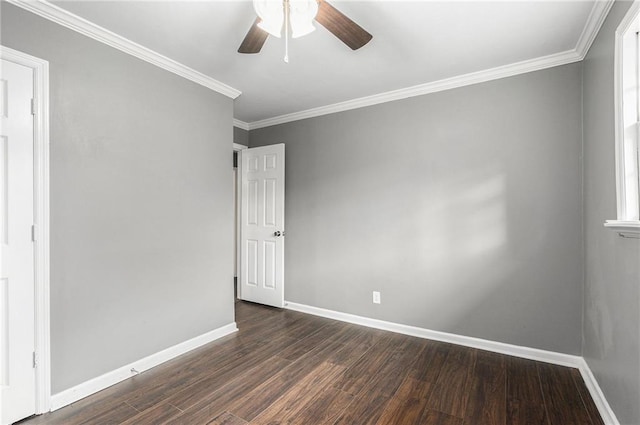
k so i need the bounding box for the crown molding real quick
[10,0,611,130]
[575,0,615,59]
[233,119,250,131]
[243,1,614,131]
[247,49,581,130]
[6,0,241,100]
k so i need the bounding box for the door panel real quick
[248,180,258,225]
[239,144,284,308]
[0,59,36,425]
[264,240,276,289]
[264,179,276,226]
[247,239,258,286]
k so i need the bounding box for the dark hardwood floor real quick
[20,300,604,425]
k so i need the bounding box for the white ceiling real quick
[48,0,597,125]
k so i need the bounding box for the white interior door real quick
[0,59,36,425]
[239,144,285,308]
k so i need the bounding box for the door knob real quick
[274,231,285,237]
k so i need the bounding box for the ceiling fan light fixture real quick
[239,0,372,56]
[290,0,318,38]
[290,21,315,38]
[253,0,284,37]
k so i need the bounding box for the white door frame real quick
[233,142,247,298]
[0,46,51,414]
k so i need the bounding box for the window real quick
[606,2,640,236]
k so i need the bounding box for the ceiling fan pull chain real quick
[284,0,290,63]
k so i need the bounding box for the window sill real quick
[604,220,640,238]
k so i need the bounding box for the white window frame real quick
[607,1,640,237]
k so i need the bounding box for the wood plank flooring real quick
[20,300,604,425]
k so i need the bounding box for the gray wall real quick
[233,126,249,146]
[2,3,235,393]
[582,1,640,424]
[250,63,584,354]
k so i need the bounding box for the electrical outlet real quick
[373,291,381,304]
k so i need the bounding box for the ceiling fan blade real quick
[316,0,372,50]
[238,18,269,54]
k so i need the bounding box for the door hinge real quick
[33,352,37,368]
[31,224,37,242]
[30,98,36,115]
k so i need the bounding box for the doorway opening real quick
[233,143,247,300]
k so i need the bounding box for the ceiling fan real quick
[238,0,372,57]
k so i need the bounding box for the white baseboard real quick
[284,302,581,366]
[284,301,620,425]
[578,358,621,425]
[50,322,238,411]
